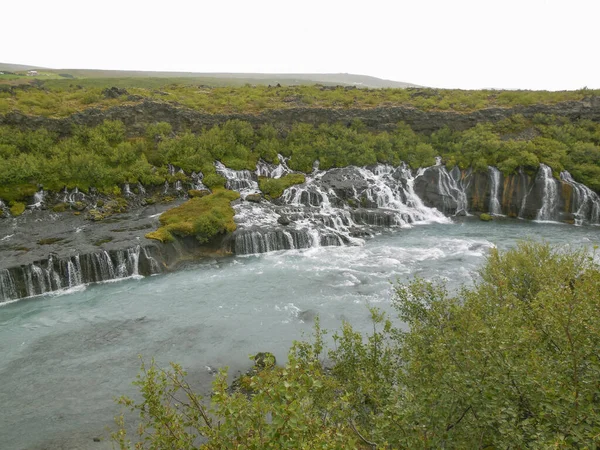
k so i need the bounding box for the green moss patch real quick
[480,213,493,222]
[258,174,306,199]
[93,237,113,246]
[146,188,240,243]
[9,202,26,216]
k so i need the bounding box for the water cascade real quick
[436,166,470,215]
[190,172,206,190]
[30,190,46,209]
[560,171,600,225]
[535,164,559,222]
[488,166,503,215]
[215,161,259,194]
[230,163,448,255]
[0,268,17,300]
[256,154,292,179]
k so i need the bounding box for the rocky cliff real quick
[2,96,600,136]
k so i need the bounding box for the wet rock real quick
[298,309,316,322]
[277,215,291,226]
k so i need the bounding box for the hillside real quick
[0,62,418,88]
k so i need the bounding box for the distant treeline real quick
[1,80,598,117]
[1,114,599,201]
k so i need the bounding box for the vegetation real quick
[1,78,598,117]
[1,111,600,202]
[114,243,600,448]
[258,174,306,198]
[145,189,239,243]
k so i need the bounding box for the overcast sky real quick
[3,0,599,90]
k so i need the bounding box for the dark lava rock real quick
[298,309,316,322]
[277,215,291,226]
[102,86,129,99]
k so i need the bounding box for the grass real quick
[1,78,598,118]
[146,188,240,243]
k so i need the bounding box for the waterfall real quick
[536,164,559,222]
[437,166,469,215]
[191,172,207,190]
[163,181,170,194]
[488,166,503,215]
[92,251,117,281]
[30,190,46,208]
[67,255,83,288]
[175,180,183,192]
[215,161,259,194]
[137,183,147,195]
[122,183,132,197]
[141,246,161,273]
[256,154,292,179]
[0,269,17,301]
[560,171,600,225]
[128,246,141,277]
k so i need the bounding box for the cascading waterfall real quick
[190,172,206,190]
[488,166,503,215]
[66,255,83,288]
[0,269,17,301]
[92,251,117,281]
[437,166,469,215]
[215,161,259,194]
[536,164,559,222]
[231,162,448,255]
[30,190,46,209]
[560,171,600,225]
[122,184,132,197]
[256,154,292,179]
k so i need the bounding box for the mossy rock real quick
[52,203,68,213]
[9,202,26,216]
[73,201,87,211]
[245,193,262,203]
[347,198,358,208]
[96,200,105,208]
[480,213,493,222]
[146,188,240,244]
[87,209,106,221]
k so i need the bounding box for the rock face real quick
[2,97,599,137]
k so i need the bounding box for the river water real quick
[0,219,598,449]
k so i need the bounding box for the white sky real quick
[3,0,599,90]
